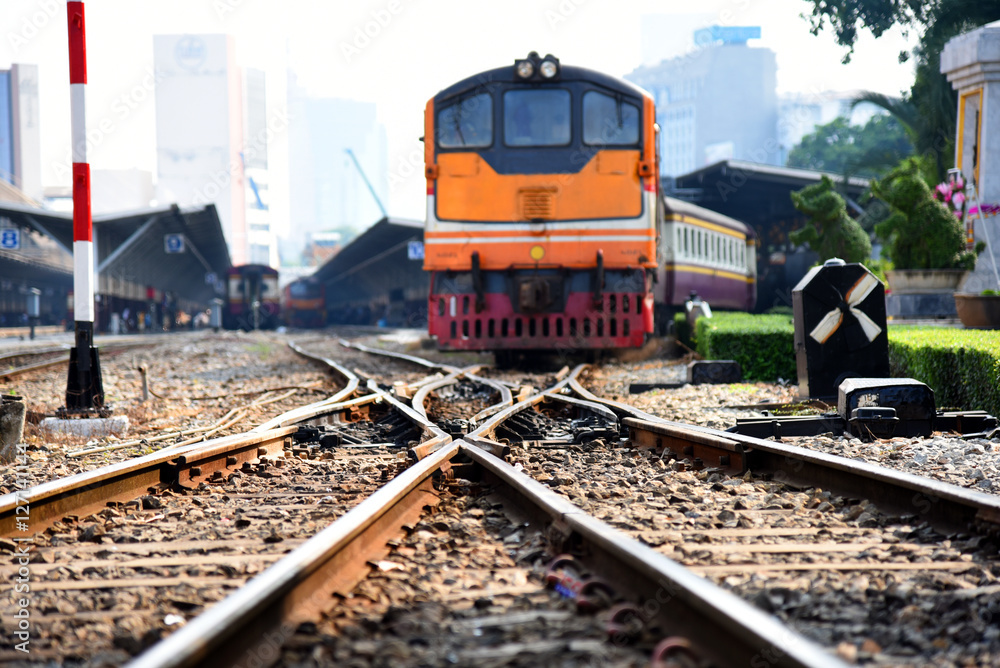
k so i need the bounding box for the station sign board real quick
[407,241,424,261]
[165,233,186,253]
[0,228,20,250]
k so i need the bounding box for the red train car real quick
[283,277,326,328]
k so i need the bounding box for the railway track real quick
[4,337,1000,666]
[0,340,168,382]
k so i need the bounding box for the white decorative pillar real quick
[942,21,1000,293]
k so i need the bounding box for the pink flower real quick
[953,192,966,209]
[954,177,965,190]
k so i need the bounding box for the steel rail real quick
[0,354,71,379]
[0,341,152,380]
[0,345,71,363]
[1,345,433,536]
[0,426,296,535]
[409,364,514,431]
[127,428,842,668]
[461,441,844,668]
[124,356,845,668]
[253,341,363,431]
[565,366,1000,531]
[462,373,616,448]
[409,364,482,419]
[125,442,460,668]
[339,338,462,373]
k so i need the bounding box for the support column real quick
[942,21,1000,294]
[64,0,105,413]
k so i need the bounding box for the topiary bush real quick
[789,175,872,263]
[872,159,983,270]
[888,327,1000,416]
[695,313,796,382]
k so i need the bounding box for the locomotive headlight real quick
[516,60,535,79]
[539,60,558,78]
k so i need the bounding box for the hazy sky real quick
[2,0,919,224]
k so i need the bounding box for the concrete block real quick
[687,360,742,384]
[0,395,26,463]
[40,416,130,438]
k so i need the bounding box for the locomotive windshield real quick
[503,89,571,147]
[582,91,639,146]
[437,93,493,148]
[289,281,321,298]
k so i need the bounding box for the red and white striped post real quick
[64,0,104,412]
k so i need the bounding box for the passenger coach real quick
[658,197,757,314]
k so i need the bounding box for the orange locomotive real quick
[283,277,326,328]
[424,53,659,356]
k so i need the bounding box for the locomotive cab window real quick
[503,89,571,147]
[583,91,639,145]
[437,93,493,148]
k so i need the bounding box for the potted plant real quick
[953,197,1000,328]
[954,289,1000,328]
[871,159,984,302]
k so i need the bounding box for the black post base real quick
[64,321,106,414]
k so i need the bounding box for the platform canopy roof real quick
[0,202,232,304]
[312,217,425,305]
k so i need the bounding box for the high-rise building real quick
[627,27,779,177]
[154,34,248,264]
[0,64,42,202]
[242,67,278,267]
[286,75,388,263]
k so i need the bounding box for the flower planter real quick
[884,269,969,293]
[884,270,969,319]
[954,294,1000,329]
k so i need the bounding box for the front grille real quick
[520,189,555,220]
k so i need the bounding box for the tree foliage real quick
[787,114,912,178]
[802,0,1000,181]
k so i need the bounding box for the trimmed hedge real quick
[888,327,1000,416]
[690,314,1000,414]
[674,312,693,350]
[695,313,796,382]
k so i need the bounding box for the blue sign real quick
[164,234,185,254]
[175,35,207,72]
[407,241,424,261]
[0,228,19,250]
[694,26,761,46]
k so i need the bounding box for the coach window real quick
[583,91,639,145]
[437,93,493,148]
[504,89,571,146]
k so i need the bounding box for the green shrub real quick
[887,327,1000,416]
[674,312,693,349]
[692,315,1000,415]
[695,313,796,382]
